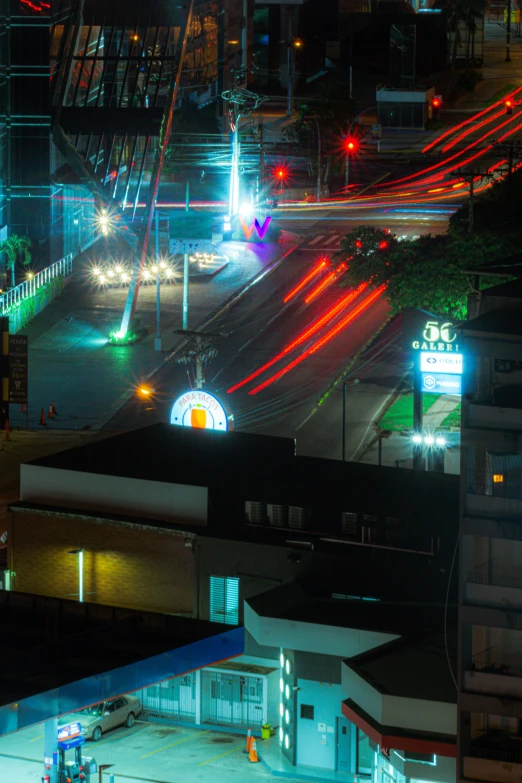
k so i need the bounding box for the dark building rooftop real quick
[25,423,459,527]
[347,630,458,703]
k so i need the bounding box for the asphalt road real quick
[103,220,409,460]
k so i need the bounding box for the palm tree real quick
[0,234,32,289]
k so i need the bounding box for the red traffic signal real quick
[432,97,441,108]
[345,137,357,153]
[505,99,513,115]
[277,169,285,179]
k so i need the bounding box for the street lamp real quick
[67,549,84,603]
[287,38,302,115]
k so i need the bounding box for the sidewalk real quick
[7,237,296,433]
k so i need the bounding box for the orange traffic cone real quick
[39,407,47,426]
[51,400,58,417]
[244,728,252,754]
[48,404,54,420]
[4,420,10,442]
[248,737,260,763]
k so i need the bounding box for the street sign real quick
[169,211,213,256]
[421,372,462,395]
[420,351,463,375]
[58,722,82,742]
[8,334,28,404]
[169,239,214,255]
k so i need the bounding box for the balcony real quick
[465,560,522,608]
[465,655,522,698]
[464,732,522,783]
[467,402,522,432]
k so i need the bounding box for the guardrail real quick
[0,253,73,314]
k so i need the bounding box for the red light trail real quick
[248,286,386,395]
[421,86,522,153]
[283,260,327,303]
[305,262,348,304]
[227,283,369,394]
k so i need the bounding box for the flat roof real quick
[346,629,457,703]
[24,424,459,526]
[247,583,456,638]
[461,308,522,337]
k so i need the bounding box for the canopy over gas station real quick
[0,590,242,737]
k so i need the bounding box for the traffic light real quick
[431,96,442,118]
[505,99,513,116]
[345,137,357,153]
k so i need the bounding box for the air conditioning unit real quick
[245,501,264,525]
[288,506,310,530]
[267,504,287,527]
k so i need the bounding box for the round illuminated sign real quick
[170,389,228,431]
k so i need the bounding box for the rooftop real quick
[23,424,459,525]
[347,629,458,703]
[461,308,522,337]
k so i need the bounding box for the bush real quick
[449,70,483,101]
[3,275,64,332]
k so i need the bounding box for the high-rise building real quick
[0,0,250,267]
[458,276,522,783]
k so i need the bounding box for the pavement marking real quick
[324,234,340,245]
[0,752,40,764]
[196,744,242,767]
[308,235,325,245]
[29,734,44,742]
[140,729,208,759]
[95,724,148,748]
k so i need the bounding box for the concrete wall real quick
[9,510,195,614]
[342,662,384,724]
[20,465,208,526]
[296,680,344,770]
[382,695,456,735]
[245,606,399,658]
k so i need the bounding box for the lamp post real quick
[341,378,359,461]
[287,37,302,116]
[67,549,84,602]
[154,209,162,352]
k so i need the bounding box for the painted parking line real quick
[94,724,148,748]
[196,744,243,767]
[29,734,44,742]
[308,235,325,245]
[140,729,208,759]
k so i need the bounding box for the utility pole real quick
[183,180,189,330]
[490,139,522,194]
[174,329,222,389]
[450,167,492,234]
[222,75,268,217]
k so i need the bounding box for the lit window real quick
[209,576,239,625]
[493,474,504,483]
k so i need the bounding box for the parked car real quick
[59,695,142,742]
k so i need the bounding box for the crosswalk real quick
[301,233,345,250]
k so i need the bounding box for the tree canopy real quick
[337,227,513,319]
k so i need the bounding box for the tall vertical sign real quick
[0,317,9,427]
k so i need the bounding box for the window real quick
[209,576,240,625]
[300,704,314,720]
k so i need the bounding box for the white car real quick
[59,696,142,741]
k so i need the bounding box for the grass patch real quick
[440,403,461,430]
[379,393,438,433]
[484,84,516,107]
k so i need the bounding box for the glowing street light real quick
[67,548,84,603]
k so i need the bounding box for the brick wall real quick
[9,510,195,615]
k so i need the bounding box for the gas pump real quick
[45,721,97,783]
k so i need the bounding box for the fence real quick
[0,253,73,315]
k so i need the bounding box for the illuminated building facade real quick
[0,0,250,268]
[458,277,522,783]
